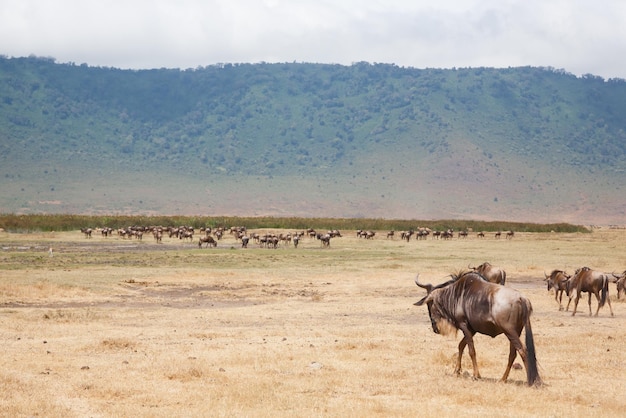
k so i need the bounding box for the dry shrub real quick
[98,338,138,351]
[42,308,102,322]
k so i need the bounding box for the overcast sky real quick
[2,0,625,79]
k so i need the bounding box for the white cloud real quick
[1,0,625,78]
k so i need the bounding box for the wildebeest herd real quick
[413,263,623,387]
[544,267,624,316]
[80,225,516,250]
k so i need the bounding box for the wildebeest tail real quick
[523,301,541,386]
[599,276,608,308]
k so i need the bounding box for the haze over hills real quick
[1,56,625,224]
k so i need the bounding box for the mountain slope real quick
[1,57,625,223]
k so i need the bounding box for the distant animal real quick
[241,236,249,248]
[80,227,92,238]
[401,230,414,241]
[495,231,502,239]
[468,262,506,285]
[506,230,515,239]
[477,231,485,238]
[566,267,613,316]
[414,271,541,386]
[544,270,571,310]
[441,229,454,240]
[317,233,331,247]
[198,235,217,248]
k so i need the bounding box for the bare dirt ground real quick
[1,229,626,417]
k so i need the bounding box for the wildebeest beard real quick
[428,302,458,337]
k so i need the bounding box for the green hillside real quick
[1,56,625,223]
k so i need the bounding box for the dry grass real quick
[1,229,626,417]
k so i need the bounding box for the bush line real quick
[0,214,588,234]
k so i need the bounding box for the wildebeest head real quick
[544,269,570,291]
[414,273,459,336]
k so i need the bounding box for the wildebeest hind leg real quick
[501,338,522,383]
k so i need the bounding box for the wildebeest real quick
[566,267,614,316]
[468,262,506,285]
[198,235,217,248]
[544,270,571,310]
[317,233,331,247]
[506,230,515,239]
[414,271,541,386]
[612,270,626,299]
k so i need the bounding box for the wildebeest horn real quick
[414,274,433,293]
[544,271,549,280]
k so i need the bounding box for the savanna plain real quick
[1,227,626,417]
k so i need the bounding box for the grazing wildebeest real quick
[506,230,515,239]
[468,262,506,285]
[414,271,541,386]
[81,227,92,238]
[441,229,454,240]
[612,270,626,299]
[544,270,571,310]
[477,231,485,238]
[400,230,414,241]
[241,236,250,248]
[198,235,217,248]
[495,231,502,239]
[566,267,614,316]
[317,233,331,247]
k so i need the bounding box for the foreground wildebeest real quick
[566,267,614,316]
[414,271,541,386]
[468,262,506,285]
[544,270,571,310]
[198,235,217,248]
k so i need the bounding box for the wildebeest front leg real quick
[455,338,466,375]
[457,327,480,379]
[571,291,581,316]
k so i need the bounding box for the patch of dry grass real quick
[1,229,626,416]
